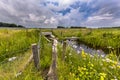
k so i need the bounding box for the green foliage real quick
[40,36,52,70]
[14,63,43,80]
[0,29,52,80]
[0,22,25,28]
[57,44,120,80]
[1,28,120,80]
[0,29,39,61]
[52,28,120,55]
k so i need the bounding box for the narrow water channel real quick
[67,40,106,57]
[44,34,106,57]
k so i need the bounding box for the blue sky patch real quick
[70,1,81,9]
[57,8,71,16]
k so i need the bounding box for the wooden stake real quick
[32,43,40,71]
[62,41,67,61]
[47,39,58,80]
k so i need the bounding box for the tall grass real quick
[0,29,52,80]
[57,42,120,80]
[0,28,120,80]
[14,34,52,80]
[52,28,120,55]
[0,29,39,61]
[78,29,120,55]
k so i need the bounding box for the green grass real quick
[0,29,39,61]
[52,28,120,55]
[0,30,52,80]
[0,28,120,80]
[15,35,52,80]
[57,42,120,80]
[0,49,32,80]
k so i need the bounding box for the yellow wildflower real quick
[75,78,79,80]
[91,63,94,67]
[69,72,72,75]
[113,61,118,65]
[78,66,81,71]
[99,73,106,77]
[72,73,75,77]
[99,72,106,80]
[81,49,87,58]
[117,66,120,68]
[100,76,104,80]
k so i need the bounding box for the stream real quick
[44,34,106,57]
[67,40,106,57]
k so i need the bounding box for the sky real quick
[0,0,120,28]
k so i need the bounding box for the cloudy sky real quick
[0,0,120,28]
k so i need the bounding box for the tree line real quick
[0,22,25,28]
[57,26,86,28]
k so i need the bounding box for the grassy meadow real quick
[52,28,120,55]
[0,28,120,80]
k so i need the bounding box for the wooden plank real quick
[42,32,52,36]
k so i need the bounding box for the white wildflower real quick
[8,57,16,62]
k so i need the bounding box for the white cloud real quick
[0,0,57,28]
[88,13,113,21]
[44,17,57,24]
[56,8,84,26]
[0,0,120,28]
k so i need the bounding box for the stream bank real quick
[66,40,106,57]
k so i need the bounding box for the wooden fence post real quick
[62,41,67,61]
[32,43,40,71]
[47,39,58,80]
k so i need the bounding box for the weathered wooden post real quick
[47,38,58,80]
[32,43,40,71]
[62,41,67,61]
[38,32,41,67]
